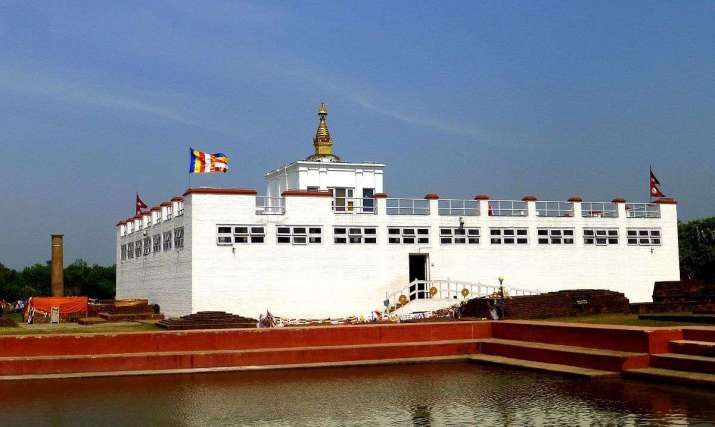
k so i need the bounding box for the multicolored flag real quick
[135,193,148,215]
[189,147,230,174]
[650,167,665,198]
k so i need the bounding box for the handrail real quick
[387,279,540,309]
[488,200,528,217]
[438,199,479,216]
[333,197,377,214]
[581,201,618,218]
[386,198,430,215]
[256,196,285,215]
[625,203,660,218]
[535,201,574,218]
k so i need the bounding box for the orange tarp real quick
[28,297,88,316]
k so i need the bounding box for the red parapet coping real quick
[171,196,185,201]
[150,206,161,212]
[612,197,626,203]
[424,193,439,200]
[373,193,388,199]
[654,197,678,205]
[183,188,256,197]
[474,194,490,200]
[160,202,172,207]
[115,220,126,226]
[282,190,333,197]
[521,195,538,202]
[567,196,583,202]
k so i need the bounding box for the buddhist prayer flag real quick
[189,147,230,174]
[135,193,148,215]
[650,167,665,198]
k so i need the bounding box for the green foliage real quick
[0,260,115,301]
[678,217,715,283]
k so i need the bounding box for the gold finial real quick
[307,102,341,162]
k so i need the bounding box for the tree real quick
[678,217,715,283]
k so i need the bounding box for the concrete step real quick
[682,327,715,343]
[650,353,715,374]
[476,338,649,372]
[669,340,715,357]
[623,367,715,388]
[0,339,479,378]
[491,320,680,353]
[468,354,618,379]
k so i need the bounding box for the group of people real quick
[0,299,26,315]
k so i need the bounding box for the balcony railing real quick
[333,197,377,214]
[536,201,574,218]
[488,200,527,217]
[438,199,479,216]
[256,196,285,215]
[625,203,660,218]
[386,198,430,215]
[582,202,618,218]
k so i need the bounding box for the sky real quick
[0,0,713,269]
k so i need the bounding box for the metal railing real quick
[387,279,540,308]
[333,197,377,214]
[386,198,430,215]
[536,201,574,218]
[488,200,528,217]
[256,196,286,215]
[438,199,479,216]
[625,203,660,218]
[581,202,618,218]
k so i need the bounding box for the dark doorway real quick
[408,254,429,300]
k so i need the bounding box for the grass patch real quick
[544,312,698,327]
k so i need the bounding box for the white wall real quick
[173,193,679,320]
[265,161,384,196]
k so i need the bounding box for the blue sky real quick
[0,1,713,268]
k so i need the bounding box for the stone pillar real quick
[51,234,64,297]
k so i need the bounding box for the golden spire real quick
[307,102,341,162]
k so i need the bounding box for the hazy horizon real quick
[1,1,713,269]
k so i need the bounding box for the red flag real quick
[650,168,665,198]
[135,193,148,215]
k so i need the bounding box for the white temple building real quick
[115,103,680,318]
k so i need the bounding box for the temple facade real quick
[115,104,680,318]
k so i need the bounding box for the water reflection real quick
[1,363,714,426]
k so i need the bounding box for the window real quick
[177,202,184,216]
[387,227,430,244]
[331,187,354,212]
[490,228,528,245]
[120,244,127,261]
[627,228,661,246]
[174,226,184,249]
[163,231,173,251]
[127,242,134,259]
[440,227,480,244]
[307,186,319,191]
[217,225,265,245]
[537,228,574,245]
[143,237,151,255]
[334,226,377,244]
[166,206,173,220]
[135,240,143,257]
[584,228,619,245]
[153,234,161,253]
[277,226,322,244]
[362,188,374,213]
[127,223,133,234]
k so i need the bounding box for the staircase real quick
[624,328,715,387]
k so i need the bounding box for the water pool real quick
[2,363,714,426]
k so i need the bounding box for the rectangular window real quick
[490,227,529,245]
[627,228,661,246]
[307,186,319,191]
[334,226,377,244]
[177,202,184,216]
[127,242,134,259]
[166,206,173,220]
[537,228,574,245]
[143,237,151,255]
[135,240,143,257]
[362,188,375,213]
[120,244,127,261]
[153,234,161,253]
[584,228,619,245]
[276,226,322,245]
[163,231,172,251]
[217,225,265,244]
[387,227,430,244]
[174,226,184,249]
[440,227,480,244]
